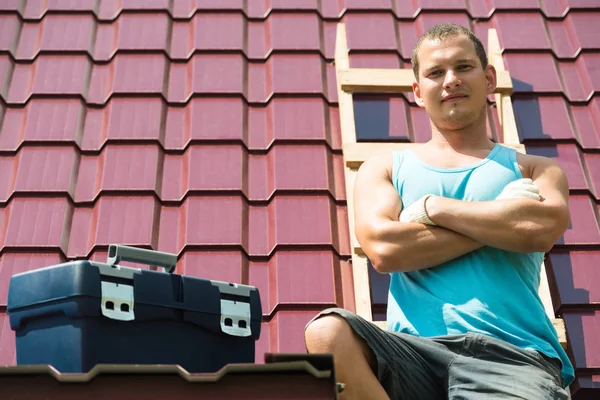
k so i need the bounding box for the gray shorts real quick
[308,308,568,400]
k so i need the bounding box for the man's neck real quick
[427,122,494,154]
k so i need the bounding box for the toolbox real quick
[6,245,262,373]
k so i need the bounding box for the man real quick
[304,23,574,399]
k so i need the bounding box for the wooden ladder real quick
[334,24,566,348]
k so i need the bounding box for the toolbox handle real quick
[107,245,177,273]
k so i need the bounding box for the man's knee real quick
[305,313,378,373]
[305,314,351,353]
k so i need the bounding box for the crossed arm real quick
[353,153,570,274]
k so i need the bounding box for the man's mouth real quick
[442,94,468,102]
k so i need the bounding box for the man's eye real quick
[429,71,441,77]
[458,65,471,70]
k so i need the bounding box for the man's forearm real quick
[426,196,561,253]
[359,220,484,273]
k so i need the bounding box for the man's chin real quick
[441,113,473,129]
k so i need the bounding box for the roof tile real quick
[585,153,600,197]
[0,208,4,252]
[0,313,15,366]
[540,0,573,18]
[249,260,270,315]
[494,13,550,50]
[558,55,600,103]
[75,145,160,202]
[548,251,600,309]
[16,15,93,61]
[249,13,322,58]
[269,311,318,353]
[169,54,244,103]
[345,13,398,51]
[254,321,270,363]
[514,97,576,142]
[13,147,77,196]
[165,98,245,150]
[247,0,329,18]
[67,196,159,257]
[563,310,600,369]
[0,15,18,53]
[248,145,340,201]
[504,54,562,94]
[181,0,244,14]
[568,12,600,51]
[247,196,347,256]
[338,257,356,313]
[0,0,20,11]
[82,99,164,150]
[248,54,324,103]
[161,144,244,200]
[159,196,245,253]
[0,157,14,203]
[248,98,334,149]
[178,251,245,285]
[489,0,540,10]
[348,54,402,69]
[3,198,70,251]
[571,98,600,149]
[247,206,269,256]
[0,56,11,100]
[0,100,83,151]
[561,195,600,245]
[7,56,88,104]
[343,0,394,11]
[172,14,244,58]
[88,55,166,105]
[97,0,170,21]
[94,14,169,61]
[250,251,338,315]
[547,13,600,58]
[547,20,577,59]
[16,0,86,19]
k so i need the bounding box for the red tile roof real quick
[1,1,599,397]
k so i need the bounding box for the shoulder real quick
[357,151,394,179]
[515,151,565,180]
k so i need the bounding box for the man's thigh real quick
[309,308,457,400]
[448,334,568,400]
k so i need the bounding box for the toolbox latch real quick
[101,281,135,321]
[219,299,251,337]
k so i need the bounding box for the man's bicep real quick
[353,154,402,236]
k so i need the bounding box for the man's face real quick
[412,34,496,131]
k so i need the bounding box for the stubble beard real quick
[441,102,486,131]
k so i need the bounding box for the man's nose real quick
[443,70,461,89]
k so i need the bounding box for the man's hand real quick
[399,195,437,225]
[496,178,541,201]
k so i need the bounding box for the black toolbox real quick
[6,245,262,373]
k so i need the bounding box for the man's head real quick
[411,23,496,132]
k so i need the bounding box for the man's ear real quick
[485,64,497,95]
[412,81,425,108]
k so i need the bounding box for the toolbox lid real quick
[7,246,262,339]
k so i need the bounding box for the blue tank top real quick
[389,143,574,387]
